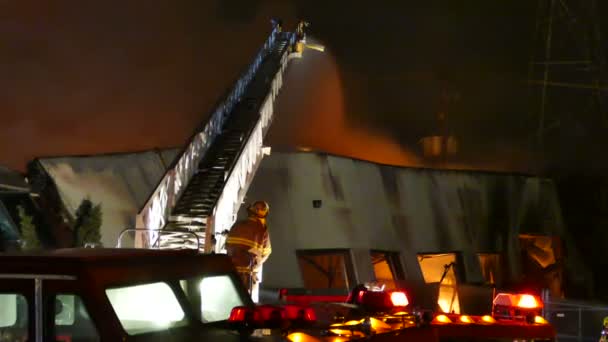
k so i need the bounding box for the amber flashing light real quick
[517,294,539,309]
[434,314,452,324]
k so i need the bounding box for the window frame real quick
[180,273,248,324]
[295,249,357,290]
[176,271,253,325]
[50,293,100,341]
[41,276,101,342]
[99,271,249,334]
[416,252,465,314]
[0,274,78,342]
[104,281,190,336]
[416,251,466,284]
[370,249,406,282]
[0,282,33,341]
[476,252,503,286]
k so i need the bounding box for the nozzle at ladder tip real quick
[304,43,325,52]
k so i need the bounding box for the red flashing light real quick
[353,289,410,311]
[283,305,317,322]
[228,306,249,322]
[303,307,317,321]
[517,294,539,309]
[255,304,286,321]
[390,291,409,307]
[229,304,316,330]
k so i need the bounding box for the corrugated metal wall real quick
[243,152,588,292]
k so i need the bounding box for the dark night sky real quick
[0,1,604,172]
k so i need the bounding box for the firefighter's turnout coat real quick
[226,217,271,288]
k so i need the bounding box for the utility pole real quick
[529,0,607,173]
[438,89,460,166]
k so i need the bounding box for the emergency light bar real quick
[228,304,316,331]
[492,293,542,309]
[492,292,543,323]
[349,286,410,313]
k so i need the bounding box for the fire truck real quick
[0,247,555,342]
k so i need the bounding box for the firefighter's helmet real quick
[248,201,269,218]
[603,316,608,327]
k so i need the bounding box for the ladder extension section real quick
[136,25,300,251]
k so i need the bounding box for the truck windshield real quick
[105,282,188,335]
[180,275,245,323]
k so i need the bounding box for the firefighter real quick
[271,18,282,32]
[296,20,310,40]
[226,201,271,300]
[599,316,608,342]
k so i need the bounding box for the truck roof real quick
[1,247,198,259]
[0,248,235,286]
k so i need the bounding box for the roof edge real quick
[278,150,539,178]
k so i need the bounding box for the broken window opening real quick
[477,253,503,287]
[370,251,404,290]
[417,253,461,314]
[519,234,564,298]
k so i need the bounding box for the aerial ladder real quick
[131,20,320,253]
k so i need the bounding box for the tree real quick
[18,205,40,250]
[72,198,103,247]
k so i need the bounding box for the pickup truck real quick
[0,248,288,341]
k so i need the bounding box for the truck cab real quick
[0,248,286,341]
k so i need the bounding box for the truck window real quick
[54,294,100,342]
[180,275,245,323]
[0,293,28,341]
[105,282,187,335]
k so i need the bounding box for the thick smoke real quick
[268,45,422,167]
